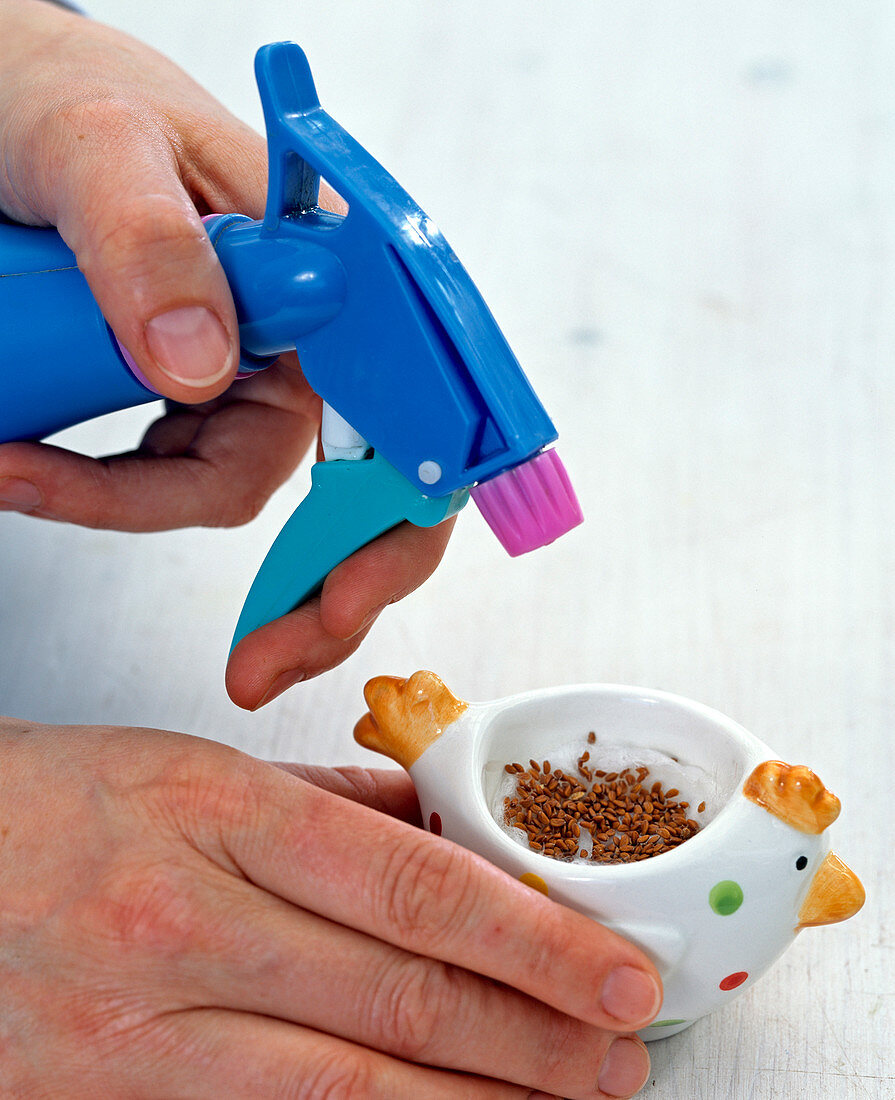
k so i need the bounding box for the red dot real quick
[428,812,442,835]
[719,971,749,991]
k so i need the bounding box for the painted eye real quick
[795,855,808,871]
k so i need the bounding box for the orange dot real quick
[519,872,549,896]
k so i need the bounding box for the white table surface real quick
[2,1,891,1096]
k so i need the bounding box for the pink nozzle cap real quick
[470,449,583,557]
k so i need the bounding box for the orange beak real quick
[797,852,865,931]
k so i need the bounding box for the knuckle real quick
[80,195,205,287]
[364,955,459,1062]
[379,838,473,949]
[45,94,143,141]
[157,437,270,530]
[211,478,266,528]
[34,92,202,274]
[523,906,580,989]
[85,859,204,957]
[151,740,262,841]
[286,1046,379,1100]
[328,765,383,807]
[63,462,121,531]
[535,1011,598,1093]
[20,93,122,171]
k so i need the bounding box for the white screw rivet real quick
[418,460,442,485]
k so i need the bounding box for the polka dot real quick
[428,812,442,835]
[796,855,808,870]
[709,880,744,915]
[519,872,549,896]
[719,971,749,991]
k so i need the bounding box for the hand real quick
[0,718,658,1098]
[0,1,454,702]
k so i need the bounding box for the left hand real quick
[0,719,654,1100]
[0,1,455,707]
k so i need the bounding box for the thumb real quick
[51,103,241,403]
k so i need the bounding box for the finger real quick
[174,884,646,1100]
[225,519,458,708]
[226,597,373,710]
[210,768,663,1034]
[320,179,349,215]
[126,1008,527,1100]
[5,12,268,405]
[269,762,422,824]
[319,516,457,639]
[0,396,316,530]
[174,105,268,221]
[45,109,240,403]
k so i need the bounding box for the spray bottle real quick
[0,42,583,651]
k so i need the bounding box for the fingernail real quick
[145,306,233,387]
[252,669,306,710]
[0,478,42,511]
[597,1038,650,1098]
[601,966,661,1025]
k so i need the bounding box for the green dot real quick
[709,879,744,915]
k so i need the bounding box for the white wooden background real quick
[1,1,891,1096]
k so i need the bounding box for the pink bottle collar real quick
[470,449,583,557]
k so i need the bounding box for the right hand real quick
[0,719,658,1098]
[0,1,457,703]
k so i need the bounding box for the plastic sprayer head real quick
[470,449,583,557]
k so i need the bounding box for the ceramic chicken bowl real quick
[355,672,865,1040]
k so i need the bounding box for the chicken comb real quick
[743,760,841,834]
[354,671,468,770]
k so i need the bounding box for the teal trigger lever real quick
[0,42,583,654]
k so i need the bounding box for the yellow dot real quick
[519,872,549,896]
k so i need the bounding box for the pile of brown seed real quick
[503,733,704,863]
